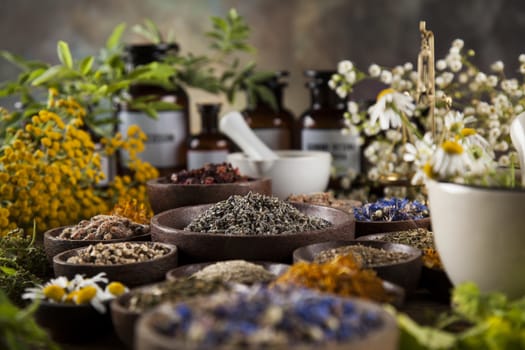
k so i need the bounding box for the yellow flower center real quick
[442,140,464,155]
[107,282,127,296]
[42,285,65,302]
[460,128,477,137]
[74,286,98,305]
[423,162,434,178]
[65,291,78,303]
[376,88,396,101]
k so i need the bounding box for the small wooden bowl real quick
[355,217,431,237]
[43,226,151,264]
[34,301,112,344]
[53,242,177,288]
[151,202,355,264]
[293,240,422,291]
[146,176,272,214]
[165,261,290,283]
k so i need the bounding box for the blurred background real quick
[1,0,524,132]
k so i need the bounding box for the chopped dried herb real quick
[185,192,331,235]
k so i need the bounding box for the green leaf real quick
[0,265,17,276]
[106,22,126,50]
[57,40,73,69]
[396,312,457,350]
[30,65,64,86]
[0,51,47,71]
[255,85,278,111]
[79,56,94,75]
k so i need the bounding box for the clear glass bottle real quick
[242,71,295,150]
[297,70,361,183]
[186,103,232,170]
[117,43,189,177]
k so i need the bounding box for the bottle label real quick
[187,150,229,170]
[118,110,187,168]
[253,128,291,150]
[301,129,360,175]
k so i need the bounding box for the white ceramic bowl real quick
[227,150,332,199]
[427,180,525,298]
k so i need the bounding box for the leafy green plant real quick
[395,282,525,349]
[0,8,276,140]
[0,228,50,306]
[0,290,60,350]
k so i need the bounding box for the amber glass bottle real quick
[186,103,231,170]
[298,70,361,182]
[117,43,189,177]
[242,71,295,150]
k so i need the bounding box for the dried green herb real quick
[185,192,331,235]
[0,228,52,305]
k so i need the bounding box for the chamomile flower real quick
[23,273,127,314]
[431,140,472,179]
[444,111,476,133]
[22,276,70,302]
[368,88,415,130]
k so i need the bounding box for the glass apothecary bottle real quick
[297,70,361,184]
[242,71,295,150]
[117,43,189,176]
[186,103,232,170]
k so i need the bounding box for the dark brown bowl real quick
[165,261,290,282]
[53,242,178,288]
[34,301,112,344]
[134,293,400,350]
[293,240,422,291]
[355,217,431,237]
[111,292,141,349]
[146,176,272,214]
[43,226,151,264]
[151,202,355,264]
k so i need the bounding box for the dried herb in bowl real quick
[58,215,150,240]
[170,162,249,184]
[185,192,331,235]
[314,244,411,267]
[65,242,171,265]
[191,260,276,285]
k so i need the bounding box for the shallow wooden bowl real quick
[146,176,272,214]
[134,293,400,350]
[151,202,355,264]
[43,226,151,264]
[293,240,422,291]
[34,301,113,344]
[355,217,431,237]
[52,242,177,288]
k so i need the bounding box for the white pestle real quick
[510,111,525,186]
[219,111,279,161]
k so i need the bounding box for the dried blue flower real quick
[152,286,386,347]
[354,197,429,221]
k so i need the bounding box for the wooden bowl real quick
[355,217,431,237]
[34,301,112,344]
[151,202,355,264]
[134,293,400,350]
[293,240,422,291]
[146,176,272,214]
[52,242,178,288]
[43,226,151,264]
[165,261,290,282]
[111,292,142,349]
